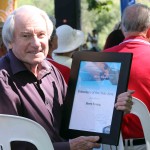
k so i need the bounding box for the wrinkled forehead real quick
[14,9,47,31]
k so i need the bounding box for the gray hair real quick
[2,5,53,50]
[49,16,56,27]
[121,3,150,33]
[49,16,57,41]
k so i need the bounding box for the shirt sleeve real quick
[53,142,70,150]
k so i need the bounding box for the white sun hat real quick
[53,25,84,53]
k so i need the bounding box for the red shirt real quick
[104,36,150,139]
[47,55,70,84]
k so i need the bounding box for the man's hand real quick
[115,90,135,114]
[69,136,100,150]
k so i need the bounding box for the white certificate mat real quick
[69,61,121,133]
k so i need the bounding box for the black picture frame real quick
[60,51,133,146]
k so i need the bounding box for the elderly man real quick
[1,5,134,150]
[104,3,150,150]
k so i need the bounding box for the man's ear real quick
[8,43,12,49]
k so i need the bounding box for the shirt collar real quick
[120,36,150,46]
[124,35,148,42]
[8,50,52,79]
[8,50,27,75]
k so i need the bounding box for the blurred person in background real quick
[52,25,85,68]
[103,22,125,50]
[103,3,150,150]
[87,29,100,51]
[47,17,70,84]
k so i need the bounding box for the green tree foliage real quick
[82,0,121,49]
[17,0,54,16]
[86,0,113,12]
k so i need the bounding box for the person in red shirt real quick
[47,20,70,84]
[103,3,150,150]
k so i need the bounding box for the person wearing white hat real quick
[52,25,85,68]
[47,17,71,84]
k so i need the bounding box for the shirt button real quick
[45,101,49,105]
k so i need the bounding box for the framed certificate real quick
[60,51,132,146]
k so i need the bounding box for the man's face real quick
[11,11,49,67]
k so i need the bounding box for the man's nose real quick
[31,36,41,47]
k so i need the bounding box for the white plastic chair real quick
[131,97,150,149]
[0,114,54,150]
[101,96,150,150]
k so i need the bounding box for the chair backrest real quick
[131,97,150,149]
[0,114,54,150]
[100,97,150,150]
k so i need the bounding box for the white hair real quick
[2,5,53,50]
